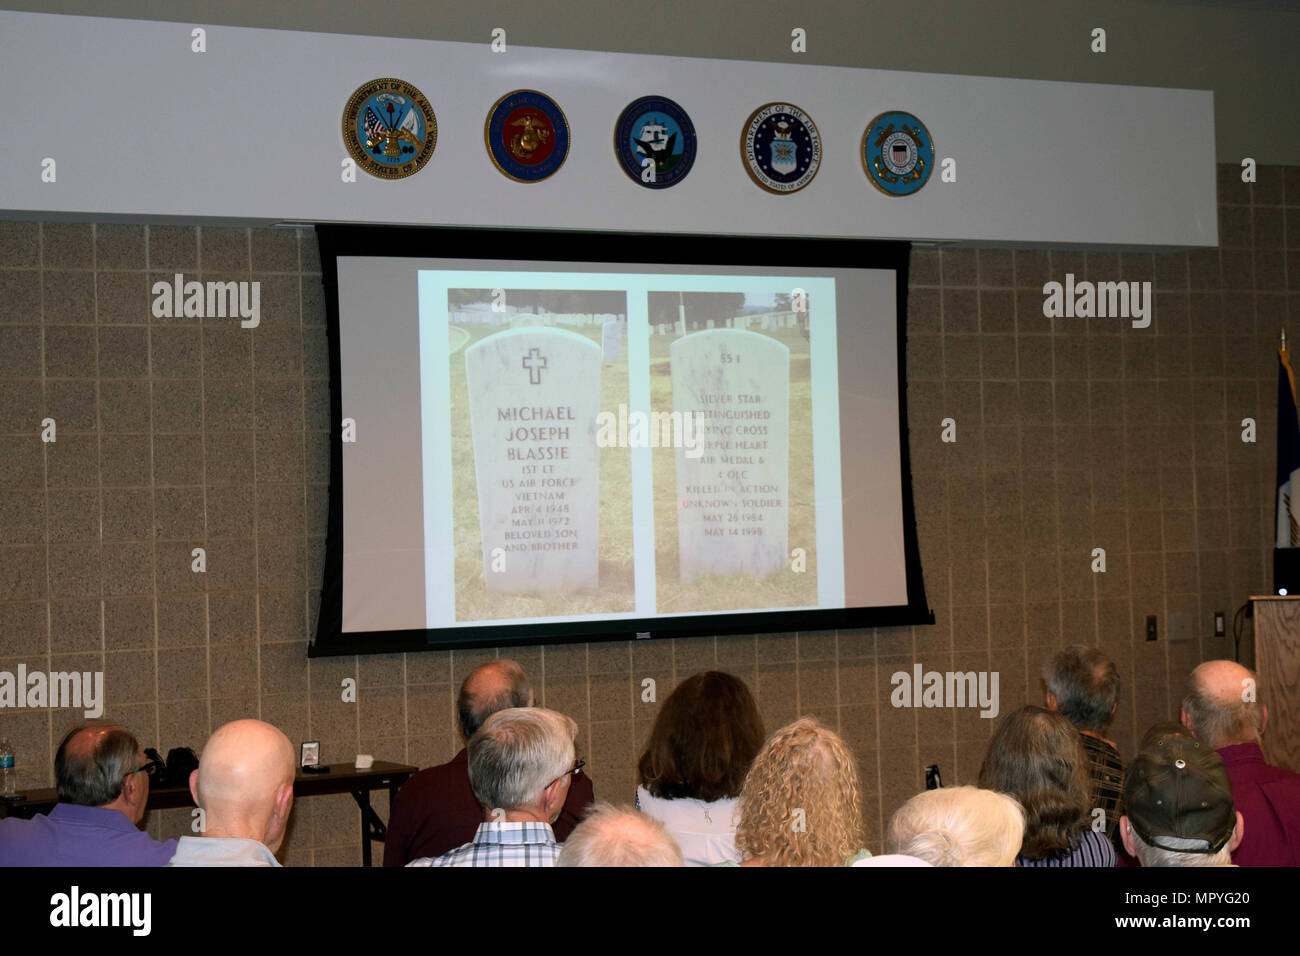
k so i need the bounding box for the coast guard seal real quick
[740,103,821,194]
[341,78,437,180]
[485,90,570,183]
[613,95,697,189]
[862,111,933,196]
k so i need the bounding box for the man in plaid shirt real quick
[408,707,580,867]
[1043,646,1125,851]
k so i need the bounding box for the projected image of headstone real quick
[672,329,789,579]
[647,289,816,613]
[465,327,601,593]
[449,288,634,620]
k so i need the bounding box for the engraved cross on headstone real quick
[522,347,548,385]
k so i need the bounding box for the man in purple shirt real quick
[1182,660,1300,866]
[383,659,594,866]
[0,724,176,867]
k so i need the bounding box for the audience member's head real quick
[556,803,684,867]
[977,705,1091,862]
[1182,659,1265,750]
[55,724,151,825]
[1043,645,1120,734]
[735,717,864,867]
[1121,722,1243,866]
[638,670,764,802]
[469,707,578,824]
[191,719,296,852]
[887,786,1025,867]
[457,659,535,742]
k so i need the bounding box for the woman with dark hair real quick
[635,671,764,866]
[977,705,1116,867]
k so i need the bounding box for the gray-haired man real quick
[1044,645,1124,844]
[407,707,580,867]
[1120,723,1243,866]
[557,803,684,867]
[0,724,175,866]
[383,659,594,865]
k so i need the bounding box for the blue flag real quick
[1276,347,1300,547]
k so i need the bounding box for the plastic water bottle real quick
[0,738,14,795]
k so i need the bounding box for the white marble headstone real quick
[670,329,789,580]
[601,319,622,362]
[464,327,601,593]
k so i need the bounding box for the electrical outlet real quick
[1146,615,1158,641]
[1214,611,1226,637]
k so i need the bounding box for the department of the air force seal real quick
[862,111,933,196]
[484,90,570,183]
[613,95,697,189]
[740,103,821,194]
[341,78,437,180]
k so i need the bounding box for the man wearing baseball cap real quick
[1119,722,1244,867]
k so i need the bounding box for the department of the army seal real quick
[341,78,437,180]
[740,103,821,195]
[484,90,570,183]
[862,111,934,196]
[613,95,697,189]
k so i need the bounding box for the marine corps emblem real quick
[485,90,570,183]
[740,103,821,195]
[341,78,437,180]
[613,95,697,189]
[862,111,934,196]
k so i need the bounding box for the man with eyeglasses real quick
[408,707,581,867]
[384,659,595,866]
[0,724,176,866]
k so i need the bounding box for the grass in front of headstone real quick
[450,321,636,621]
[652,325,818,612]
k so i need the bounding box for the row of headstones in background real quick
[454,313,797,333]
[451,312,623,326]
[649,312,800,336]
[465,326,789,595]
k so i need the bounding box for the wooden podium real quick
[1249,596,1300,772]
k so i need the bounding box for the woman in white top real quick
[634,671,764,867]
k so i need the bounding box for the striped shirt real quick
[1017,829,1116,867]
[1079,733,1125,842]
[406,821,561,867]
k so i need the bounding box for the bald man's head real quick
[1182,660,1264,749]
[457,660,534,741]
[192,719,296,851]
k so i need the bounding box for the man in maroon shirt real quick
[1181,659,1300,866]
[383,659,595,866]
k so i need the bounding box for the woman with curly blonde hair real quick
[732,717,868,866]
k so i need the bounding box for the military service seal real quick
[862,111,934,196]
[341,78,437,180]
[613,95,697,189]
[740,103,821,194]
[484,90,570,183]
